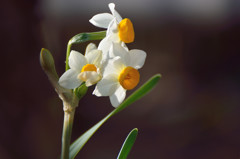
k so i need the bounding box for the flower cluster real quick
[59,3,146,107]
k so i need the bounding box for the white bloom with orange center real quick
[93,43,146,107]
[59,43,102,89]
[89,3,135,58]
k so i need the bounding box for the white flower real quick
[89,3,135,58]
[59,43,102,89]
[89,3,122,29]
[93,43,146,107]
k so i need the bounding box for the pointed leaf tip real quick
[117,128,139,159]
[69,74,161,158]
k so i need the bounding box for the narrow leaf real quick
[69,74,161,159]
[117,128,138,159]
[112,74,162,115]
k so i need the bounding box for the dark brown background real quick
[1,0,240,158]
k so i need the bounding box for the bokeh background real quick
[1,0,240,158]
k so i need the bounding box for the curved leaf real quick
[69,74,161,159]
[117,128,138,159]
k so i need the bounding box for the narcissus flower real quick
[89,3,135,57]
[59,43,102,89]
[93,43,146,107]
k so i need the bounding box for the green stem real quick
[65,42,72,71]
[61,30,106,158]
[61,109,75,159]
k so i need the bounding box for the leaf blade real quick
[69,74,161,159]
[117,128,138,159]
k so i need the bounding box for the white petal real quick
[89,13,114,28]
[78,71,101,87]
[98,37,112,60]
[85,43,97,54]
[85,49,102,66]
[107,32,119,42]
[129,49,147,69]
[121,42,129,52]
[98,33,120,59]
[93,74,119,96]
[108,3,122,22]
[103,56,125,77]
[59,69,82,89]
[109,43,130,65]
[106,18,118,36]
[69,50,87,71]
[110,85,126,107]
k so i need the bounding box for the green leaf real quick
[117,128,138,159]
[69,74,161,159]
[65,31,106,70]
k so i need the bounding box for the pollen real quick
[118,18,135,43]
[118,66,140,90]
[81,64,97,72]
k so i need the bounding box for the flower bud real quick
[74,84,88,99]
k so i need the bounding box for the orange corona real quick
[81,64,97,72]
[118,66,140,90]
[118,18,135,43]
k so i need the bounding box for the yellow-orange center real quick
[81,64,97,72]
[118,66,140,90]
[118,18,135,43]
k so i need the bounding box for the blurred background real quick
[1,0,240,158]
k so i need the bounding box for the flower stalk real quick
[40,48,80,159]
[60,92,79,159]
[61,107,75,159]
[40,3,161,159]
